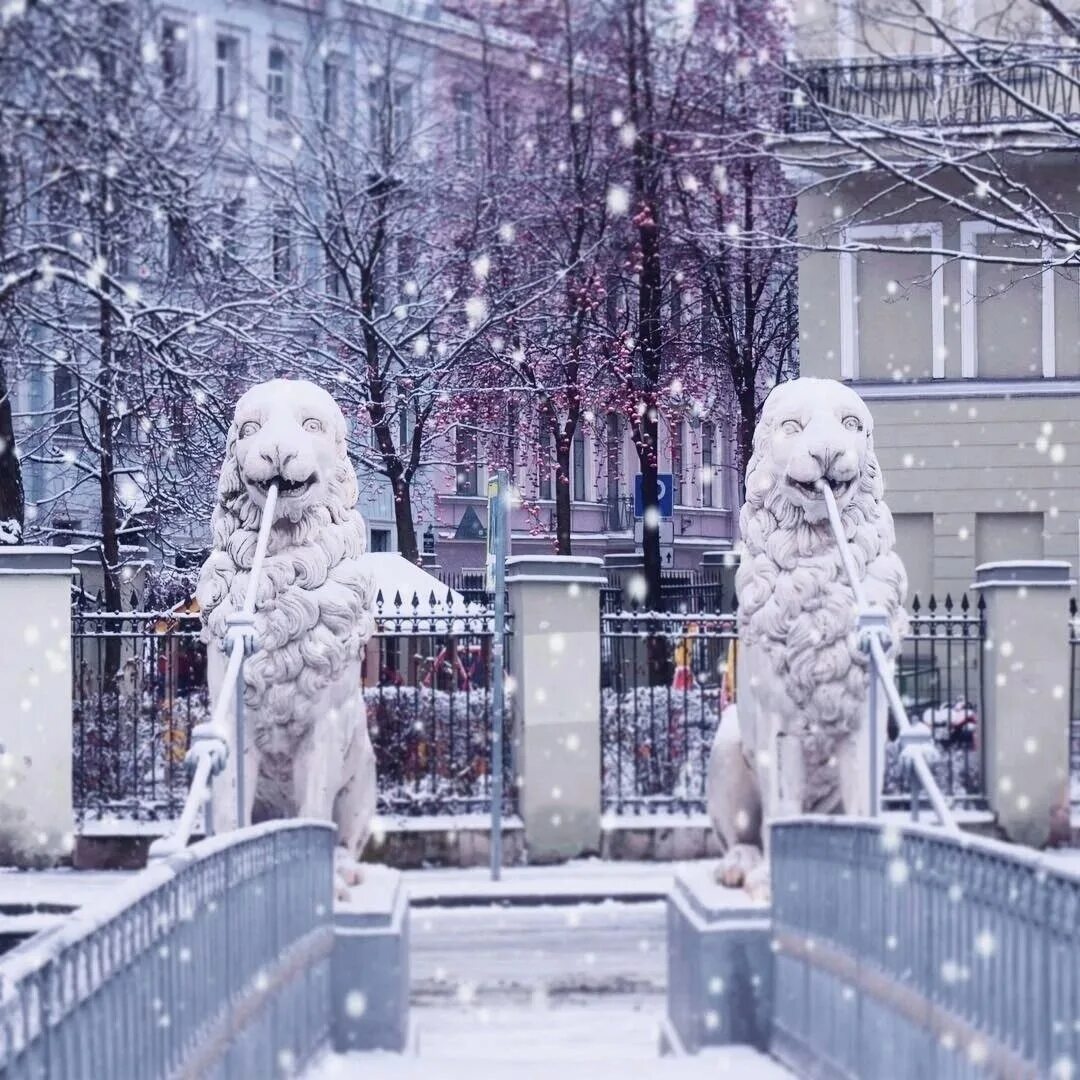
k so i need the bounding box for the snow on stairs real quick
[308,1003,795,1079]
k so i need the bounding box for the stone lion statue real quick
[707,377,907,898]
[196,379,377,885]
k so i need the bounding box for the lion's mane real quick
[195,416,375,758]
[735,386,907,809]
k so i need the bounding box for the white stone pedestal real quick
[975,560,1073,847]
[0,547,75,867]
[332,865,410,1052]
[507,555,605,861]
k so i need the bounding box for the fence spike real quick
[410,591,420,612]
[428,589,437,611]
[960,593,969,613]
[393,590,403,611]
[912,594,921,615]
[928,594,937,613]
[1071,596,1077,619]
[944,593,953,613]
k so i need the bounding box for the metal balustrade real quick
[771,817,1079,1077]
[0,820,335,1080]
[784,47,1080,135]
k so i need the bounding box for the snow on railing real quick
[816,480,959,834]
[149,483,279,859]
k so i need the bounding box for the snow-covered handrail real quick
[149,483,279,859]
[816,480,959,835]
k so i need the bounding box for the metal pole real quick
[490,469,508,881]
[235,653,246,829]
[868,646,880,818]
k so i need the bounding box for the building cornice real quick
[852,377,1080,401]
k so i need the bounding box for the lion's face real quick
[228,379,349,523]
[755,378,875,523]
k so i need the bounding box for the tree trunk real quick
[391,476,419,564]
[0,359,23,542]
[736,386,757,506]
[554,435,572,555]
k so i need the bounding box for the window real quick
[161,19,187,93]
[671,420,685,506]
[369,79,414,151]
[215,35,240,115]
[506,402,518,485]
[393,82,413,146]
[323,60,340,126]
[166,215,189,274]
[606,413,623,530]
[453,89,475,163]
[51,518,79,546]
[222,197,244,263]
[572,425,586,501]
[701,421,715,508]
[326,219,346,298]
[267,46,289,122]
[456,426,478,496]
[370,528,391,552]
[53,366,77,436]
[271,210,292,283]
[538,415,552,500]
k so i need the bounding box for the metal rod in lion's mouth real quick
[243,482,279,616]
[816,479,869,610]
[815,478,959,833]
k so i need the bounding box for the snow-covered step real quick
[413,1002,662,1060]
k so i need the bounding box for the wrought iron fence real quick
[601,567,733,614]
[771,817,1079,1078]
[784,47,1080,134]
[600,591,982,816]
[600,603,737,815]
[72,590,515,822]
[885,592,986,808]
[72,607,207,822]
[1069,599,1080,805]
[367,589,515,817]
[0,820,335,1079]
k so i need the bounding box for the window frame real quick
[839,222,945,381]
[267,45,290,123]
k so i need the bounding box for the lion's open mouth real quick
[789,476,853,500]
[251,473,317,497]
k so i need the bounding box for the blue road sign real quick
[634,473,673,519]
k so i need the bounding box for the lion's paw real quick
[715,843,763,890]
[744,863,771,904]
[334,848,364,895]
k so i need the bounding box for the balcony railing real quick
[783,47,1080,135]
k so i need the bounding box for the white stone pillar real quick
[0,547,75,866]
[507,555,605,861]
[974,560,1073,847]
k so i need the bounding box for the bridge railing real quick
[771,816,1078,1078]
[0,820,335,1080]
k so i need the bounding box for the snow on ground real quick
[305,1009,794,1078]
[403,857,695,904]
[412,900,667,1002]
[304,891,794,1077]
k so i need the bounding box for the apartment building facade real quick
[14,0,739,576]
[782,0,1080,599]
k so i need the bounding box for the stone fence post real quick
[0,547,76,866]
[507,555,605,861]
[974,560,1073,847]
